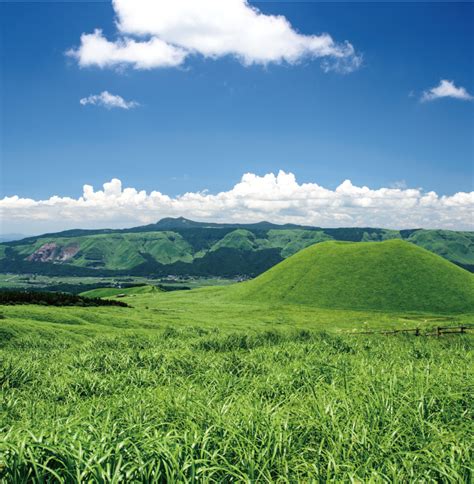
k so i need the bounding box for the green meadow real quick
[1,241,473,482]
[0,273,234,293]
[1,285,473,482]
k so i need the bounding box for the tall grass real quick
[1,327,472,482]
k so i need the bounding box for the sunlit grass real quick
[1,288,473,481]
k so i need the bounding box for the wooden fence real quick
[351,325,473,337]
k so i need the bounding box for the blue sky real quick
[0,1,473,233]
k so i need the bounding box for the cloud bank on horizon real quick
[1,171,472,234]
[67,0,361,72]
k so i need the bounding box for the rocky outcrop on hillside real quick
[27,243,79,263]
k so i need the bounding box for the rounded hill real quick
[230,240,474,313]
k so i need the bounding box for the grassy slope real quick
[208,228,332,256]
[407,229,474,265]
[1,283,472,347]
[231,240,474,313]
[266,229,332,257]
[13,232,194,269]
[210,229,262,252]
[80,284,160,299]
[0,287,472,481]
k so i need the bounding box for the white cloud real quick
[69,30,188,70]
[79,91,139,109]
[421,79,473,102]
[68,0,361,71]
[1,171,473,234]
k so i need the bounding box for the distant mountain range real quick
[1,217,473,277]
[0,233,28,243]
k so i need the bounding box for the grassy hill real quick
[231,240,474,313]
[1,218,472,277]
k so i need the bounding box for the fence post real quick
[437,327,441,337]
[415,328,420,336]
[460,326,465,334]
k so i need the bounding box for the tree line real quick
[0,290,129,307]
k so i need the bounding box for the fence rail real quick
[350,325,473,337]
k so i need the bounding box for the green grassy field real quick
[80,285,162,299]
[1,282,473,481]
[0,273,235,293]
[1,242,473,481]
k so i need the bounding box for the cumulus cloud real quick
[79,90,139,109]
[421,79,473,102]
[1,171,473,234]
[70,30,187,70]
[67,0,361,71]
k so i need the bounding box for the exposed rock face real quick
[27,243,57,262]
[27,243,79,263]
[57,245,80,262]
